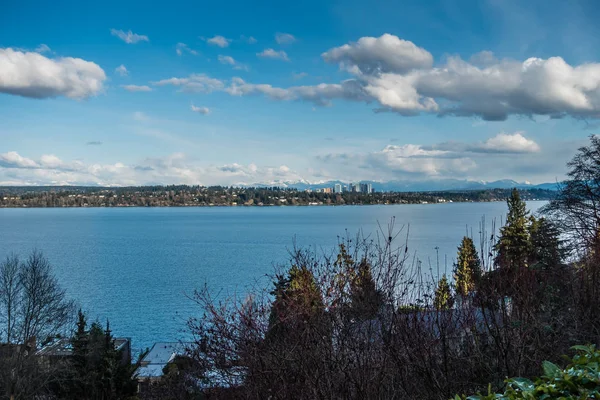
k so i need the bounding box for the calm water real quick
[0,202,545,351]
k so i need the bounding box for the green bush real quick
[454,345,600,399]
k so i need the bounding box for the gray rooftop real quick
[136,342,188,379]
[36,337,130,357]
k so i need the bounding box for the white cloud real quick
[115,64,128,76]
[190,104,210,115]
[225,77,364,106]
[318,144,475,178]
[218,55,248,71]
[110,29,149,44]
[424,132,541,154]
[257,48,289,61]
[152,74,225,93]
[121,85,153,92]
[0,151,305,186]
[34,44,51,53]
[0,48,106,99]
[275,33,296,45]
[205,35,231,48]
[0,152,39,168]
[218,55,236,65]
[292,72,308,80]
[315,132,550,182]
[476,132,541,153]
[322,33,433,74]
[168,33,600,120]
[176,43,198,56]
[240,35,257,44]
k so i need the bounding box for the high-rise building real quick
[367,183,373,194]
[334,183,342,193]
[360,183,368,193]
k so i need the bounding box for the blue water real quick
[0,202,545,352]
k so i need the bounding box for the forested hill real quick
[0,186,555,208]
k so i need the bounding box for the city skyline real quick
[2,0,600,186]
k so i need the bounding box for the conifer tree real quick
[495,188,531,270]
[528,217,563,269]
[267,265,325,341]
[349,259,383,320]
[454,237,482,297]
[434,275,453,310]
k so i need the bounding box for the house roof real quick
[136,342,188,379]
[35,337,130,357]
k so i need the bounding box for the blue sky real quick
[1,0,600,186]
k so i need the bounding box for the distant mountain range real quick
[250,179,560,192]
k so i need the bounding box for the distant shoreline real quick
[0,187,555,209]
[0,198,550,210]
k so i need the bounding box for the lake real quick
[0,201,545,352]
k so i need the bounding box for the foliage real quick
[58,312,137,400]
[434,275,453,310]
[495,189,531,271]
[454,345,600,399]
[454,237,482,297]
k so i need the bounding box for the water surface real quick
[0,202,545,351]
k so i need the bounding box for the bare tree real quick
[0,250,75,399]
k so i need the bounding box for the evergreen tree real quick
[434,275,453,310]
[349,259,383,320]
[495,189,531,270]
[267,265,325,341]
[454,237,482,297]
[64,314,136,400]
[528,217,563,269]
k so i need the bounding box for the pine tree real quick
[349,259,383,320]
[495,188,531,270]
[434,275,453,310]
[529,217,563,269]
[267,265,325,340]
[454,237,482,297]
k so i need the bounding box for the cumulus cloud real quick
[156,34,600,120]
[205,35,231,48]
[474,132,541,153]
[35,44,51,53]
[110,29,149,44]
[425,132,541,154]
[218,55,248,71]
[152,74,224,93]
[176,43,198,56]
[322,33,433,74]
[115,64,128,76]
[121,84,152,92]
[275,33,296,45]
[257,48,289,61]
[318,144,476,178]
[0,48,106,99]
[190,104,210,115]
[0,152,39,168]
[225,77,366,106]
[316,132,550,182]
[0,151,305,186]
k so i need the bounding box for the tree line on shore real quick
[2,136,600,398]
[0,185,554,208]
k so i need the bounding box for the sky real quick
[1,0,600,186]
